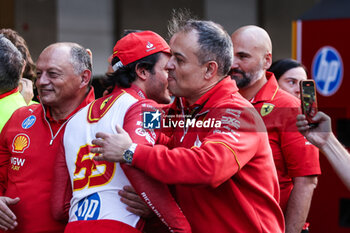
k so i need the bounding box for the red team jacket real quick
[0,89,95,233]
[131,77,285,233]
[251,72,321,212]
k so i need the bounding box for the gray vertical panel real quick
[15,0,57,60]
[119,0,204,41]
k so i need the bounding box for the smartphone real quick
[300,80,318,127]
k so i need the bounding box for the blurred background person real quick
[268,58,308,99]
[231,26,319,233]
[0,28,37,104]
[0,35,25,133]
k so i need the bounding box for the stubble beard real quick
[231,68,264,89]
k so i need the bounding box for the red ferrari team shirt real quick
[132,77,285,233]
[0,89,95,233]
[251,72,321,212]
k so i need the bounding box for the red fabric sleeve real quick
[0,127,10,195]
[132,105,266,188]
[280,107,321,177]
[121,165,191,233]
[156,132,171,146]
[122,100,191,233]
[65,219,142,233]
[50,139,71,222]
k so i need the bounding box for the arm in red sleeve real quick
[280,105,321,177]
[50,140,71,222]
[132,105,265,188]
[122,100,191,233]
[0,126,10,195]
[156,132,171,146]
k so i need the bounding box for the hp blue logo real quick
[312,46,343,96]
[75,193,101,220]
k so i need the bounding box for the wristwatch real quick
[123,143,137,164]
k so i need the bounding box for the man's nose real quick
[165,56,175,71]
[231,59,239,69]
[36,73,50,86]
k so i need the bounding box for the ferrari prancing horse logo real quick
[260,103,275,116]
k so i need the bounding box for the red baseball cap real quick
[112,31,170,70]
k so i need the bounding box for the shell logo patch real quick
[260,103,275,116]
[12,133,30,153]
[100,96,112,110]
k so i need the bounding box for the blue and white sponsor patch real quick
[22,115,36,129]
[312,46,343,96]
[143,110,161,129]
[75,193,101,220]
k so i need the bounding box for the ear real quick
[86,49,93,61]
[204,61,218,80]
[80,69,91,88]
[21,60,27,76]
[263,52,272,70]
[135,64,149,81]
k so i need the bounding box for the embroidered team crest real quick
[12,133,30,153]
[260,103,275,116]
[100,96,112,110]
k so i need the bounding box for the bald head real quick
[41,42,92,75]
[41,42,76,55]
[230,25,273,92]
[232,25,272,56]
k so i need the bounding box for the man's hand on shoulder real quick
[92,125,132,163]
[0,196,19,231]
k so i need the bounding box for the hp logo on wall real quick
[312,46,343,96]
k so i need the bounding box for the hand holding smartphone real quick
[300,80,318,127]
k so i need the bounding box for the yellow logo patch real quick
[100,96,112,110]
[260,103,275,116]
[12,133,30,153]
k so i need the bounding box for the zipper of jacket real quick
[179,98,209,143]
[41,103,74,146]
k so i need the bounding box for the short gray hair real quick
[168,11,233,76]
[0,34,24,92]
[69,44,92,75]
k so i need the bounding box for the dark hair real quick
[168,10,233,76]
[0,35,24,93]
[0,28,36,81]
[121,29,143,38]
[268,58,308,80]
[103,52,161,89]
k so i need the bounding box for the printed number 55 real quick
[73,144,115,191]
